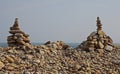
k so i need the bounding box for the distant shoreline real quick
[0,42,120,48]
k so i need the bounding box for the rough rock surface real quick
[0,41,120,74]
[77,17,114,52]
[7,18,31,47]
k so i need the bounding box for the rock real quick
[75,64,81,70]
[8,49,14,53]
[89,31,97,37]
[40,45,48,49]
[6,56,14,63]
[105,45,113,51]
[96,49,104,56]
[63,44,71,49]
[9,63,18,68]
[88,48,94,52]
[23,71,30,74]
[98,41,104,49]
[25,54,33,59]
[13,71,20,74]
[0,71,4,74]
[0,61,5,70]
[44,41,51,45]
[6,66,14,71]
[34,72,40,74]
[34,59,40,63]
[96,49,104,52]
[39,50,45,55]
[52,44,58,49]
[97,30,105,36]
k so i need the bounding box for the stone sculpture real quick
[78,17,114,51]
[7,18,31,47]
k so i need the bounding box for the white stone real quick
[105,45,113,51]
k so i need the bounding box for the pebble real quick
[6,66,14,71]
[5,56,14,63]
[0,41,120,73]
[0,61,5,70]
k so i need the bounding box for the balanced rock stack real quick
[78,17,114,51]
[7,18,31,47]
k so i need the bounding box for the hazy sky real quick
[0,0,120,43]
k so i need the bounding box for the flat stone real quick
[89,31,97,37]
[0,61,5,70]
[88,48,94,52]
[25,54,33,59]
[9,30,24,34]
[97,30,105,36]
[96,49,104,55]
[8,49,14,53]
[6,66,14,71]
[6,56,14,63]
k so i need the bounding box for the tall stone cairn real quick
[96,17,102,31]
[78,17,114,51]
[7,18,31,47]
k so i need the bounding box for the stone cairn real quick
[7,18,31,47]
[78,17,114,51]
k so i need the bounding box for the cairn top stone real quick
[96,17,102,31]
[96,17,101,25]
[13,18,19,28]
[10,18,20,31]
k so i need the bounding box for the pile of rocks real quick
[0,41,74,73]
[43,41,73,50]
[0,41,120,74]
[78,17,114,52]
[7,18,31,47]
[0,17,120,74]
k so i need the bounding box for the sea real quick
[0,43,119,48]
[0,43,80,48]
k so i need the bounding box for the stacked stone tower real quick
[78,17,114,51]
[7,18,31,47]
[96,17,102,31]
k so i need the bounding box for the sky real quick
[0,0,120,43]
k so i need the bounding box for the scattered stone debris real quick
[77,17,114,52]
[0,41,120,74]
[7,18,31,47]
